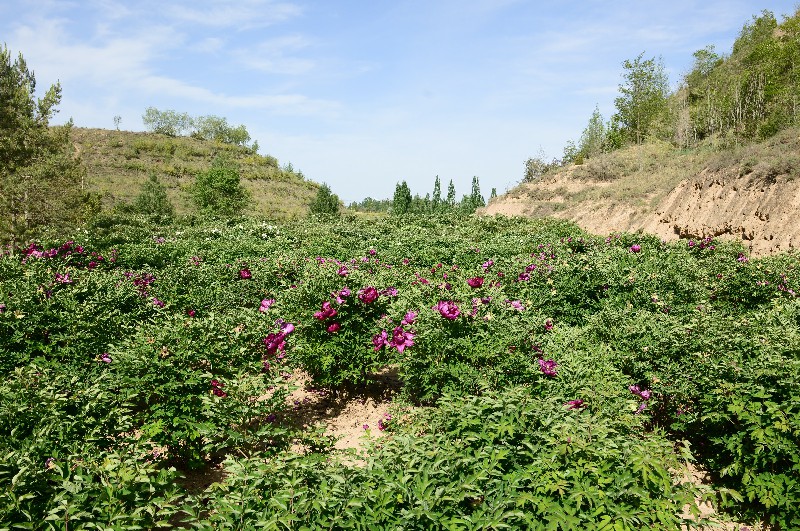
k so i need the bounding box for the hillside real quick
[71,128,319,218]
[485,127,800,256]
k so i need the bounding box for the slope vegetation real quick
[72,127,318,218]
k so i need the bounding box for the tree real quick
[192,115,251,147]
[190,156,250,216]
[489,188,497,201]
[446,179,456,209]
[613,52,670,144]
[392,181,412,215]
[142,107,192,136]
[431,175,442,213]
[309,183,340,216]
[469,176,485,210]
[132,174,174,219]
[0,45,86,244]
[577,105,607,159]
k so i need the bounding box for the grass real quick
[506,126,800,212]
[71,127,319,219]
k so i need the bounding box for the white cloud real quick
[235,35,315,74]
[165,0,302,30]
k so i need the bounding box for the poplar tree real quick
[431,176,442,213]
[446,180,456,209]
[613,52,669,145]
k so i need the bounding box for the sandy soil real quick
[485,167,800,257]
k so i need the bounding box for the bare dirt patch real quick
[283,368,402,452]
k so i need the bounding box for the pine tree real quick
[0,45,86,244]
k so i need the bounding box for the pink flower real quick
[389,326,414,353]
[506,299,525,311]
[327,322,341,333]
[239,268,252,279]
[467,276,484,288]
[544,319,553,332]
[187,309,196,317]
[629,244,641,253]
[565,399,585,410]
[481,259,494,271]
[401,311,417,326]
[314,301,337,321]
[434,300,460,320]
[152,297,165,308]
[55,273,73,284]
[259,299,275,312]
[372,330,388,351]
[358,286,379,304]
[99,353,112,363]
[337,266,349,276]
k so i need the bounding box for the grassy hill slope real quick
[72,127,319,219]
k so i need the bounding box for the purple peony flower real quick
[239,268,252,279]
[401,311,417,326]
[544,319,553,332]
[259,299,275,312]
[538,358,558,377]
[314,301,337,321]
[327,322,341,333]
[434,300,460,320]
[372,330,389,351]
[358,286,379,304]
[629,385,652,401]
[152,297,165,308]
[211,379,227,397]
[565,399,585,410]
[629,244,641,253]
[389,326,414,353]
[467,276,484,288]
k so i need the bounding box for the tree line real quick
[142,107,257,152]
[350,176,497,215]
[524,8,800,181]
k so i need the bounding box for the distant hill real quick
[484,126,800,256]
[71,127,319,219]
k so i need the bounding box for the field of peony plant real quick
[1,214,798,529]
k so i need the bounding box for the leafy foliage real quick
[2,215,799,528]
[309,182,341,216]
[190,156,250,216]
[0,45,88,245]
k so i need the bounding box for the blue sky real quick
[3,1,798,203]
